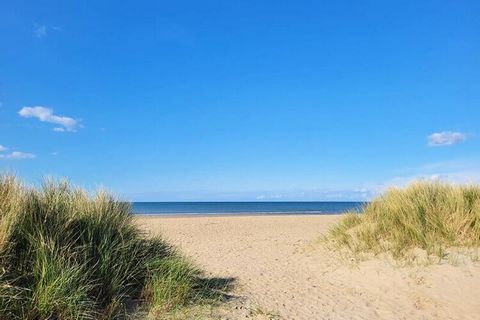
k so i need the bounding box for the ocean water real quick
[132,201,365,215]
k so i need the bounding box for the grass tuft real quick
[0,174,229,319]
[327,181,480,261]
[144,256,201,312]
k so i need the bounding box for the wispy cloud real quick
[378,159,480,192]
[427,131,467,147]
[0,151,36,159]
[384,172,480,189]
[19,106,80,132]
[33,24,62,39]
[0,145,35,159]
[255,194,282,200]
[34,24,47,38]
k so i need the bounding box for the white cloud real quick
[19,106,79,132]
[427,131,467,147]
[0,145,7,152]
[34,25,47,38]
[0,151,36,159]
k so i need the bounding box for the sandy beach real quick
[136,214,480,320]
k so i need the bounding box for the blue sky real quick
[1,1,479,201]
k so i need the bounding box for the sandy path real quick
[136,215,480,320]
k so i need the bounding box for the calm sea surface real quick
[132,202,365,215]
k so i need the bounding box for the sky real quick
[0,1,479,201]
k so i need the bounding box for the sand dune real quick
[137,215,480,319]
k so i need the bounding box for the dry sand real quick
[136,215,480,320]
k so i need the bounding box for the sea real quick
[131,201,365,216]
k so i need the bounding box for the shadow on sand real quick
[128,275,238,318]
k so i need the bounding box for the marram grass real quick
[328,181,480,261]
[0,175,228,319]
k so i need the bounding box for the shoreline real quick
[133,212,347,218]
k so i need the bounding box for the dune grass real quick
[0,174,230,319]
[327,181,480,261]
